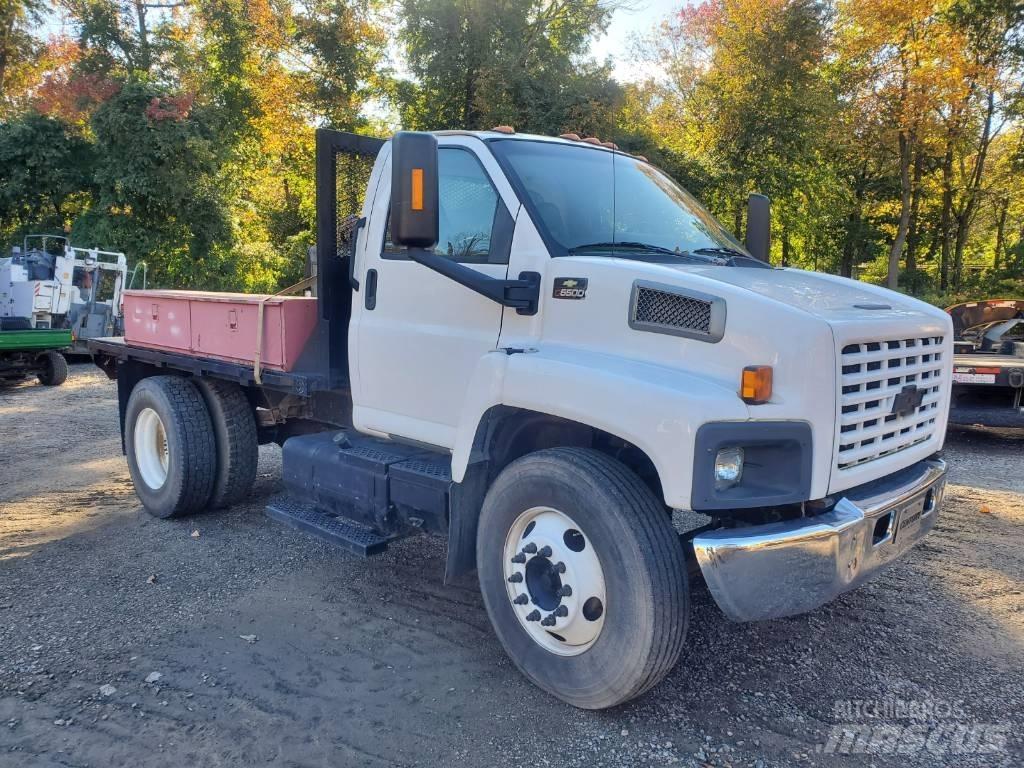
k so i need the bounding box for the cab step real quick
[265,494,393,557]
[271,429,456,550]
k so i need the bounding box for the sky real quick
[593,0,682,82]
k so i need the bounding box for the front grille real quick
[629,281,725,342]
[836,335,946,471]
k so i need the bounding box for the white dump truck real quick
[90,129,953,709]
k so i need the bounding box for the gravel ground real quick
[1,364,1021,768]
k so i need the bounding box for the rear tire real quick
[125,376,216,518]
[37,351,68,386]
[195,378,258,509]
[477,448,689,709]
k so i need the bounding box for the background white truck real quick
[91,128,953,709]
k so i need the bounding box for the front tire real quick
[37,351,68,386]
[477,448,689,709]
[125,376,216,518]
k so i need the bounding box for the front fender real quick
[451,345,749,510]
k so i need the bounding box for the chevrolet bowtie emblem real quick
[891,385,925,417]
[562,279,578,288]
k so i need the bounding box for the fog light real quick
[714,447,744,490]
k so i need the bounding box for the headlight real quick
[714,447,744,490]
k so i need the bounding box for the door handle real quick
[364,269,378,310]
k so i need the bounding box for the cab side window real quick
[384,148,505,264]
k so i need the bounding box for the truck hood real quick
[658,263,943,323]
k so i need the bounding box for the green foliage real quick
[0,113,94,239]
[398,0,622,134]
[71,81,232,286]
[293,0,390,128]
[0,0,1020,302]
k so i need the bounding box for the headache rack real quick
[312,129,386,388]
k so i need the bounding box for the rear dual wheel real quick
[477,448,690,709]
[125,376,256,518]
[125,376,216,518]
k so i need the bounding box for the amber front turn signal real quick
[741,365,773,404]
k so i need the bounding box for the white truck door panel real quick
[352,138,518,448]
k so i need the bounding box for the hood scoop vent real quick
[628,280,726,343]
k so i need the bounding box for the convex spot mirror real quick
[390,131,439,249]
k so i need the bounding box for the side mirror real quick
[746,193,771,263]
[390,131,439,249]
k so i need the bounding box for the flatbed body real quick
[89,336,331,397]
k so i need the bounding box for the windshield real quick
[490,139,745,259]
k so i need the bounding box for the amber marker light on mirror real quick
[410,168,424,211]
[741,366,773,404]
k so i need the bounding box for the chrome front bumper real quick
[692,458,947,622]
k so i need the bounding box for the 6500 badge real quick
[553,277,588,300]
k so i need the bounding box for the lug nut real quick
[541,614,556,627]
[557,585,572,598]
[554,605,568,617]
[554,561,566,574]
[523,542,537,554]
[511,553,526,564]
[525,610,541,622]
[507,572,523,583]
[538,545,552,558]
[513,594,529,605]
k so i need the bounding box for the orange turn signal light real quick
[741,366,773,404]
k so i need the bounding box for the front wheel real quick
[477,448,689,709]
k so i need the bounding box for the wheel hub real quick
[134,407,169,490]
[524,554,562,611]
[502,507,606,656]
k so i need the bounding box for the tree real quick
[72,81,231,286]
[639,0,834,254]
[397,0,622,135]
[0,113,94,239]
[0,0,44,116]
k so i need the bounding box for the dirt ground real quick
[1,364,1021,768]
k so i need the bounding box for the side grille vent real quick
[628,281,726,343]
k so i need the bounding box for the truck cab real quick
[92,128,953,710]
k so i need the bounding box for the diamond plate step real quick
[265,495,391,557]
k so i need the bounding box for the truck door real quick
[351,138,518,449]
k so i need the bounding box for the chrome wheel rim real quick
[502,506,606,656]
[134,408,169,490]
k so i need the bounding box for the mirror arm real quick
[407,248,540,315]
